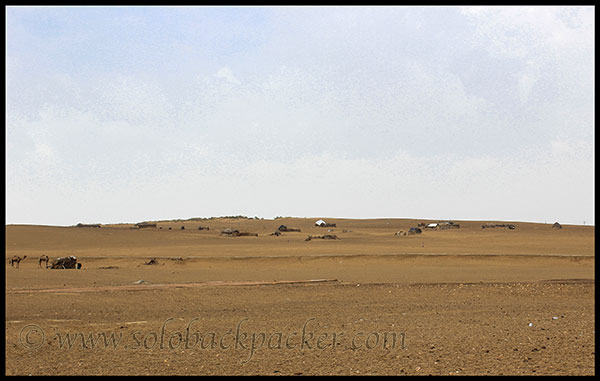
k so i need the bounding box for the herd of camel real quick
[8,254,48,269]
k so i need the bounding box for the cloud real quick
[5,6,595,225]
[215,67,241,85]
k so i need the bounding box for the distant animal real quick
[38,255,49,269]
[9,255,27,268]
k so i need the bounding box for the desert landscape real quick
[4,217,595,375]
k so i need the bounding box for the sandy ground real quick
[5,218,595,375]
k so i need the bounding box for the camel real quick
[9,255,27,268]
[39,255,49,269]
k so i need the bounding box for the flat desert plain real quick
[5,218,595,375]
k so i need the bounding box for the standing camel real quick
[9,255,27,268]
[39,255,49,269]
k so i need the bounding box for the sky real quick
[5,6,595,226]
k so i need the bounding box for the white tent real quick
[427,223,438,228]
[315,219,327,226]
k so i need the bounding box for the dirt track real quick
[5,218,595,375]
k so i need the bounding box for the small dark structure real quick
[144,258,159,265]
[198,226,210,231]
[50,256,79,269]
[552,222,562,229]
[221,229,257,237]
[482,224,516,230]
[305,234,339,241]
[181,226,185,230]
[76,223,101,228]
[221,228,240,236]
[135,222,157,229]
[278,225,301,232]
[408,227,422,235]
[238,232,258,237]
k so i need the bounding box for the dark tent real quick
[50,256,79,269]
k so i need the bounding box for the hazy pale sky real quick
[6,6,595,226]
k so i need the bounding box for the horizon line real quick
[4,216,595,228]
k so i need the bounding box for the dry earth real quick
[5,218,595,375]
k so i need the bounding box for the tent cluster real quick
[423,221,460,230]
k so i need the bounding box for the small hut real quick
[552,222,562,229]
